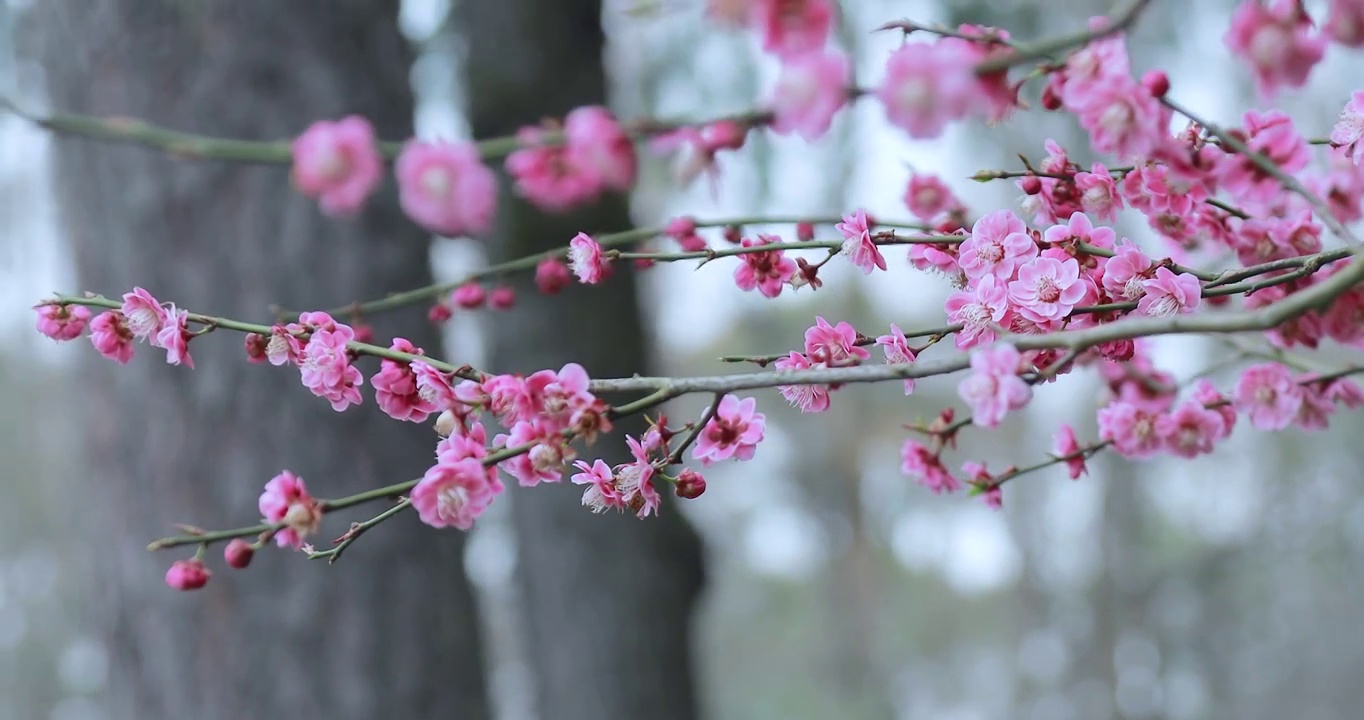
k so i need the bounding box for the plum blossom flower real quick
[803,316,869,366]
[291,116,383,216]
[693,395,766,465]
[1137,267,1202,316]
[770,50,850,141]
[958,210,1037,281]
[1225,0,1326,99]
[373,339,439,422]
[733,234,798,298]
[1051,424,1088,479]
[89,311,135,364]
[396,140,497,237]
[877,40,982,139]
[259,470,323,549]
[156,304,194,369]
[571,458,624,514]
[958,343,1032,428]
[1330,90,1364,165]
[1097,401,1162,458]
[752,0,834,58]
[563,105,637,194]
[835,208,886,273]
[900,439,959,494]
[1156,400,1226,458]
[568,232,610,284]
[496,420,571,487]
[875,324,918,395]
[1008,256,1086,322]
[120,287,168,343]
[411,457,501,530]
[34,303,89,341]
[1233,362,1303,430]
[775,352,831,413]
[945,274,1010,350]
[165,559,210,591]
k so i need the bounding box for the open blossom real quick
[900,439,959,494]
[1056,28,1130,107]
[568,232,610,284]
[904,173,962,221]
[496,420,570,487]
[505,128,596,211]
[411,457,501,530]
[1097,401,1162,458]
[733,234,798,298]
[120,287,167,343]
[372,339,438,422]
[1156,400,1226,458]
[156,305,194,369]
[1233,362,1303,430]
[1070,77,1169,161]
[1075,164,1124,222]
[751,0,834,58]
[775,352,831,413]
[617,436,661,518]
[396,140,497,237]
[835,208,886,273]
[525,362,599,430]
[1052,424,1088,479]
[770,50,850,141]
[1218,110,1310,209]
[300,322,363,411]
[1225,0,1326,99]
[876,40,982,139]
[1137,267,1202,317]
[1327,0,1364,46]
[1192,379,1237,439]
[564,105,637,194]
[958,210,1037,280]
[259,470,323,549]
[804,316,869,366]
[693,395,766,465]
[875,324,917,395]
[945,274,1009,350]
[290,116,383,217]
[1100,242,1154,300]
[1330,90,1364,165]
[34,303,89,341]
[571,458,626,514]
[959,343,1032,428]
[89,311,135,364]
[1008,256,1086,322]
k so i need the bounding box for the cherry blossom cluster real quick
[25,0,1364,592]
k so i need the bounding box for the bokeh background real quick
[5,1,1364,719]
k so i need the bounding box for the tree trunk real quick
[453,1,708,719]
[32,3,490,718]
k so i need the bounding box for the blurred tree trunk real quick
[33,3,490,719]
[453,1,707,719]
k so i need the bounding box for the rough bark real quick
[32,2,490,718]
[452,1,708,718]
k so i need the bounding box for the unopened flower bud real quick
[796,222,815,241]
[1141,69,1170,98]
[428,303,453,324]
[224,539,254,569]
[452,283,486,309]
[434,409,458,438]
[244,333,269,364]
[675,469,706,499]
[1019,175,1043,195]
[165,559,210,591]
[489,286,516,309]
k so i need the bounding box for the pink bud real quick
[427,303,453,324]
[722,225,743,244]
[1098,339,1136,362]
[664,216,698,238]
[352,323,374,344]
[165,559,211,591]
[675,469,706,499]
[796,222,815,241]
[452,283,486,309]
[702,120,746,151]
[634,257,656,270]
[535,257,572,295]
[489,286,516,310]
[676,234,709,252]
[1141,69,1170,98]
[244,333,269,364]
[1019,175,1043,195]
[1040,83,1062,110]
[224,539,254,569]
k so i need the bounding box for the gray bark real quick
[452,0,708,718]
[32,2,490,718]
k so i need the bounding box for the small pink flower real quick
[300,323,363,411]
[489,285,517,310]
[373,339,438,422]
[1225,0,1326,99]
[958,210,1037,281]
[1100,242,1154,300]
[1075,164,1124,222]
[506,127,596,211]
[903,173,962,221]
[496,420,570,487]
[1007,256,1086,322]
[617,436,661,518]
[89,311,135,364]
[900,439,959,494]
[156,304,195,369]
[568,232,610,284]
[1097,401,1162,459]
[259,470,323,549]
[1192,379,1237,439]
[34,303,89,341]
[693,395,766,465]
[164,559,210,591]
[1330,90,1364,165]
[1218,110,1310,210]
[1327,0,1364,46]
[1156,400,1226,458]
[564,105,637,194]
[675,468,707,499]
[1069,77,1170,160]
[945,274,1010,350]
[120,287,167,343]
[1051,424,1088,479]
[770,50,850,141]
[803,316,869,367]
[877,40,984,139]
[875,323,917,395]
[535,257,572,295]
[959,343,1032,428]
[1233,362,1303,430]
[733,234,798,298]
[291,116,383,217]
[411,457,500,530]
[525,362,598,430]
[396,140,497,237]
[752,0,834,58]
[452,283,487,309]
[1137,267,1202,317]
[571,458,625,514]
[775,352,831,413]
[483,373,537,426]
[835,208,886,274]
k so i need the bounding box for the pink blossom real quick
[396,140,497,237]
[373,339,439,422]
[1097,401,1162,459]
[435,422,499,496]
[1192,379,1237,439]
[1137,267,1202,317]
[1156,400,1226,458]
[1052,424,1088,479]
[259,470,323,549]
[535,257,572,294]
[1218,110,1310,210]
[156,304,194,369]
[300,323,362,411]
[1330,90,1364,165]
[120,287,167,343]
[1056,30,1130,107]
[904,173,962,221]
[452,283,487,309]
[1327,0,1364,46]
[1075,164,1124,222]
[496,420,570,487]
[1070,77,1170,161]
[900,439,959,494]
[1233,362,1303,430]
[1041,211,1117,252]
[835,208,886,273]
[483,373,537,427]
[165,559,210,591]
[525,362,598,430]
[505,126,596,212]
[1008,256,1086,322]
[958,210,1037,281]
[568,232,610,284]
[489,286,516,309]
[675,468,707,499]
[564,105,637,194]
[876,40,982,139]
[1100,242,1154,300]
[875,324,917,395]
[733,234,798,298]
[945,274,1010,350]
[89,311,135,364]
[770,50,850,141]
[411,457,500,530]
[775,352,831,413]
[803,316,869,367]
[1225,0,1326,99]
[290,116,383,217]
[958,343,1032,428]
[571,458,625,514]
[752,0,834,58]
[693,395,766,465]
[617,436,661,518]
[34,303,89,341]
